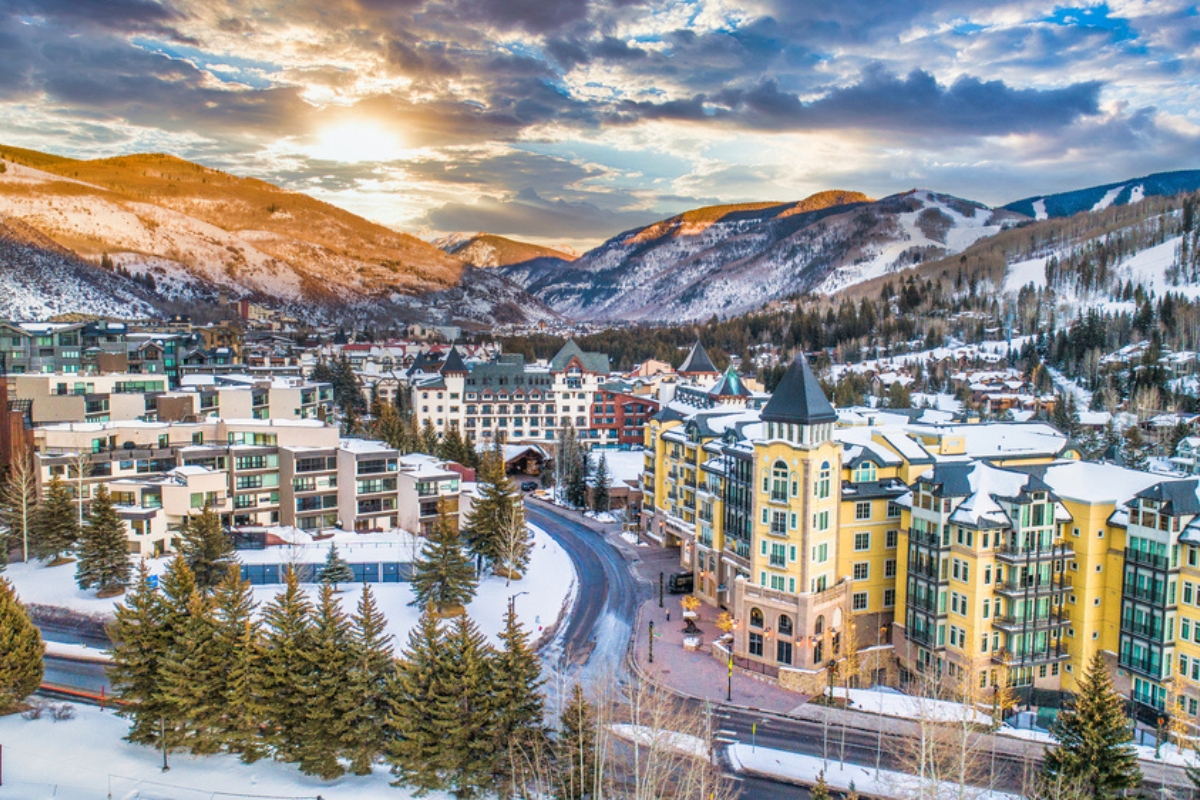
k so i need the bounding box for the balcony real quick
[1125,548,1172,571]
[1119,652,1165,679]
[991,645,1069,666]
[1121,618,1168,640]
[994,573,1071,597]
[768,553,787,568]
[995,541,1073,563]
[1123,582,1167,605]
[908,528,941,548]
[991,611,1068,633]
[907,625,938,648]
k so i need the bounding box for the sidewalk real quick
[632,593,810,715]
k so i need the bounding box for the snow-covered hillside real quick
[1005,169,1200,219]
[507,190,1024,322]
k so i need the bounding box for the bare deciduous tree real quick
[2,446,37,562]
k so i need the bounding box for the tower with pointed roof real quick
[678,340,720,379]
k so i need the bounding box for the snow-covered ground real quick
[729,743,1019,800]
[9,524,576,650]
[0,703,438,800]
[830,686,993,725]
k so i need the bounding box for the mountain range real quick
[0,143,1195,325]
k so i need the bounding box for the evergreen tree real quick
[346,583,394,775]
[388,609,448,793]
[31,475,79,564]
[0,577,43,713]
[462,447,520,569]
[420,418,440,454]
[1168,421,1194,457]
[411,501,477,613]
[319,543,354,591]
[156,588,220,754]
[374,401,407,452]
[437,613,499,798]
[556,682,598,800]
[492,603,545,793]
[810,771,832,800]
[592,452,610,513]
[260,568,315,762]
[1121,426,1150,472]
[342,400,362,436]
[296,583,356,779]
[566,447,590,510]
[1042,651,1142,798]
[180,506,236,591]
[107,562,166,745]
[437,426,475,469]
[210,564,266,762]
[75,484,132,596]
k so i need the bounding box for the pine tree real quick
[319,543,354,591]
[566,447,590,510]
[492,602,545,793]
[810,771,832,800]
[296,583,356,779]
[156,588,220,754]
[374,401,407,452]
[75,484,132,596]
[438,426,475,469]
[0,577,43,713]
[556,682,597,800]
[31,475,79,564]
[180,506,236,591]
[462,447,520,569]
[210,564,266,762]
[1042,651,1142,798]
[1121,426,1150,472]
[108,562,167,744]
[411,501,477,613]
[260,568,315,762]
[437,613,498,798]
[346,582,394,775]
[420,418,440,454]
[388,608,448,793]
[592,452,610,513]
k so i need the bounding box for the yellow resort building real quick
[643,346,1200,722]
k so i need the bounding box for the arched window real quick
[778,614,793,637]
[814,615,825,636]
[750,607,764,628]
[816,462,832,499]
[854,461,877,483]
[771,461,788,502]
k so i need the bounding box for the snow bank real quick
[831,686,992,725]
[610,724,709,759]
[0,703,438,799]
[729,744,1019,800]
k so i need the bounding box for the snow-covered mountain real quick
[1004,170,1200,220]
[500,190,1025,322]
[0,146,556,326]
[434,232,576,268]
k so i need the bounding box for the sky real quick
[1,0,1198,251]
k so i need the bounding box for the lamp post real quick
[659,572,664,608]
[508,590,529,617]
[648,620,654,664]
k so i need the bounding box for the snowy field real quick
[8,524,576,650]
[0,703,439,800]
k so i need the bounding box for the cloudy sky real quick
[2,0,1198,250]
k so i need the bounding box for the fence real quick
[239,561,413,585]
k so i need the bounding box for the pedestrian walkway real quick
[632,593,810,715]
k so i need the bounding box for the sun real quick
[308,119,406,163]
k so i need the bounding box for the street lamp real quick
[508,591,530,616]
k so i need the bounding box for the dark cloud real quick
[619,67,1102,137]
[423,188,665,238]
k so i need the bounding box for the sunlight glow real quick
[308,120,406,163]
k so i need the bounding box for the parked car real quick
[520,480,539,492]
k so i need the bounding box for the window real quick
[884,559,896,578]
[770,460,789,502]
[886,529,898,548]
[748,632,763,657]
[883,589,895,607]
[854,462,876,483]
[778,615,793,636]
[814,510,830,531]
[816,462,831,499]
[854,532,870,551]
[887,501,901,518]
[813,543,829,563]
[776,640,793,665]
[750,607,764,628]
[853,562,869,581]
[982,599,990,619]
[852,592,869,611]
[855,501,872,520]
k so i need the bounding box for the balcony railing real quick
[1123,582,1167,605]
[1121,618,1168,640]
[1119,652,1164,679]
[908,528,941,548]
[991,645,1069,665]
[996,541,1073,562]
[991,611,1068,632]
[1125,548,1172,571]
[994,574,1071,596]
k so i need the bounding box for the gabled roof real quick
[440,346,468,375]
[679,340,718,375]
[550,339,610,374]
[761,353,837,425]
[1133,479,1200,516]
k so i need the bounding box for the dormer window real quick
[853,462,877,483]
